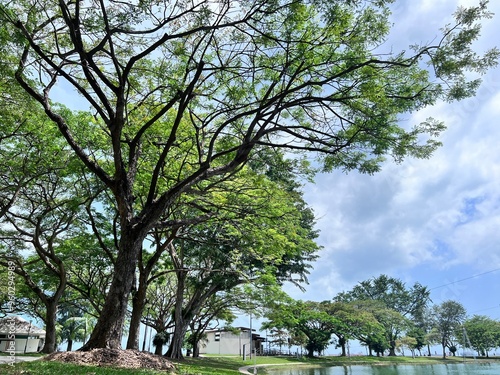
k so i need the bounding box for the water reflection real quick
[267,363,500,375]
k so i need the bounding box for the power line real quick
[470,305,500,314]
[429,267,500,291]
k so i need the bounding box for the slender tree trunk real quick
[165,269,187,359]
[41,302,58,354]
[442,342,447,359]
[81,235,143,350]
[127,233,173,350]
[126,273,148,350]
[66,339,73,352]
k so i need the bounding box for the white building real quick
[202,327,265,356]
[0,316,45,353]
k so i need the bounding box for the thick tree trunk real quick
[165,324,188,358]
[338,337,346,356]
[155,343,163,356]
[81,236,142,350]
[388,340,397,356]
[126,273,148,350]
[193,342,200,358]
[41,302,58,354]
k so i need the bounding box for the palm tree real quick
[153,331,170,356]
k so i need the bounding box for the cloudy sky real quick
[286,0,500,323]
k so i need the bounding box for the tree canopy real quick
[0,0,498,356]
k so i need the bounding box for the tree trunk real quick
[81,236,143,350]
[41,302,58,354]
[165,324,188,358]
[154,343,163,356]
[193,342,200,358]
[388,340,397,356]
[442,342,447,359]
[126,272,148,350]
[127,233,171,349]
[164,268,187,359]
[66,338,73,352]
[339,337,346,356]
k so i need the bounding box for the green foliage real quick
[431,300,467,358]
[335,274,430,356]
[336,275,430,318]
[262,299,339,357]
[462,315,500,357]
[152,331,170,347]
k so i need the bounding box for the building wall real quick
[0,338,40,353]
[202,330,252,356]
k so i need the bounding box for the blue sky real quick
[282,0,500,324]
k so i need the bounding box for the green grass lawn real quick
[0,354,489,375]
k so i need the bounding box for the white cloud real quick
[300,63,500,305]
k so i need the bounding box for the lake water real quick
[265,363,500,375]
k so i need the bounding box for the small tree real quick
[431,300,467,359]
[152,331,170,356]
[397,336,418,358]
[267,329,289,354]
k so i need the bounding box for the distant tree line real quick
[261,274,500,359]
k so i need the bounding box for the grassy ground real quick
[0,354,492,375]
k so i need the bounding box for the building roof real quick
[0,316,45,336]
[205,326,253,333]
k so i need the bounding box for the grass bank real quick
[0,354,493,375]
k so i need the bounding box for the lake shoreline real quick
[249,356,500,374]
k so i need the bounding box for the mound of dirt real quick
[44,348,175,371]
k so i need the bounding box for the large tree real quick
[0,130,93,353]
[1,0,497,352]
[164,173,319,358]
[126,156,318,356]
[324,301,385,357]
[462,315,500,357]
[263,299,338,357]
[335,275,430,356]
